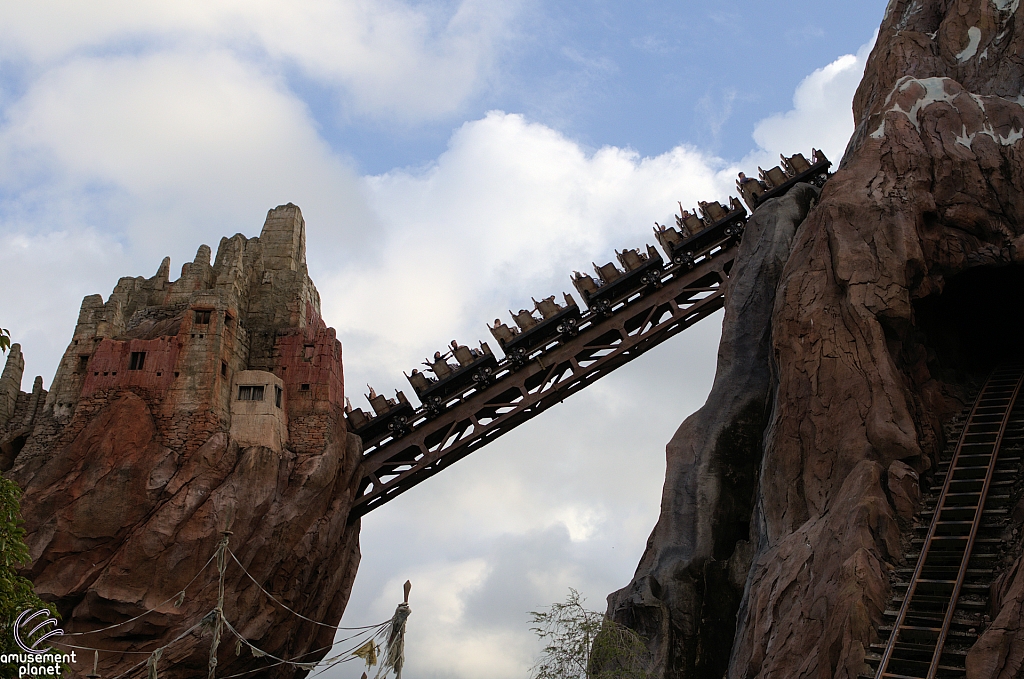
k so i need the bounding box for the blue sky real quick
[290,1,885,173]
[0,1,887,677]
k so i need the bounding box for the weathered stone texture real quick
[0,342,24,426]
[888,459,922,522]
[614,1,1024,677]
[1,203,359,677]
[967,550,1024,679]
[606,184,821,678]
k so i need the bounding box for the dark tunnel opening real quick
[914,264,1024,379]
[0,434,27,472]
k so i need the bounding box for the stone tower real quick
[0,204,361,679]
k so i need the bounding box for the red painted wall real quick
[80,337,180,398]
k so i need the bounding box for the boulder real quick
[606,184,821,678]
[2,205,362,678]
[613,1,1024,676]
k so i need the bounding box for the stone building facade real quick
[1,203,344,470]
[0,204,360,678]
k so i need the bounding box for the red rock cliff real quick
[609,2,1024,678]
[0,204,361,678]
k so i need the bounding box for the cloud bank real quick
[0,4,874,675]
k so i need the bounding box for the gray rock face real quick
[613,3,1024,676]
[606,184,820,679]
[0,343,23,427]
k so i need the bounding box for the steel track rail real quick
[349,244,737,519]
[874,365,1024,679]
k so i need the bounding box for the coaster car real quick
[572,244,664,313]
[345,389,415,441]
[406,341,499,413]
[489,293,581,366]
[737,149,831,211]
[654,197,746,267]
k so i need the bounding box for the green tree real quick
[0,477,57,659]
[0,330,59,674]
[529,589,652,679]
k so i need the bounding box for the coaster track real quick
[346,151,831,520]
[866,365,1024,679]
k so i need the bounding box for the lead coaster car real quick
[739,150,831,210]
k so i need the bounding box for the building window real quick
[77,355,89,373]
[221,361,228,377]
[224,313,234,326]
[303,344,315,360]
[238,385,265,401]
[195,310,212,324]
[129,352,146,370]
[300,383,310,391]
[275,386,283,408]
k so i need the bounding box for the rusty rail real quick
[348,150,831,520]
[349,240,737,519]
[872,365,1024,679]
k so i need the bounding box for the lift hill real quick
[344,149,831,520]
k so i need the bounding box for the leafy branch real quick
[529,589,652,679]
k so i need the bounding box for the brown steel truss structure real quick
[350,238,738,520]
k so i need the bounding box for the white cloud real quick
[745,35,876,168]
[0,9,876,676]
[0,229,128,393]
[0,0,520,121]
[325,110,738,392]
[2,51,339,197]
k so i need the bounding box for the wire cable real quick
[103,615,210,679]
[63,552,219,637]
[228,549,383,631]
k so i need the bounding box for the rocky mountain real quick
[0,204,361,677]
[607,1,1024,678]
[5,2,1024,678]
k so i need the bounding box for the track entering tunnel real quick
[862,263,1024,678]
[914,263,1024,377]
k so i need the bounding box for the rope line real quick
[103,616,209,679]
[47,534,399,677]
[50,640,153,656]
[223,617,386,670]
[207,531,231,679]
[221,618,317,670]
[228,549,384,630]
[307,631,388,678]
[216,620,389,678]
[63,553,219,637]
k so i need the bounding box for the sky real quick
[0,1,888,677]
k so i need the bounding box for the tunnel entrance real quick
[0,433,27,471]
[914,264,1024,379]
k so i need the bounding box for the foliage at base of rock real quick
[0,476,57,674]
[531,589,651,679]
